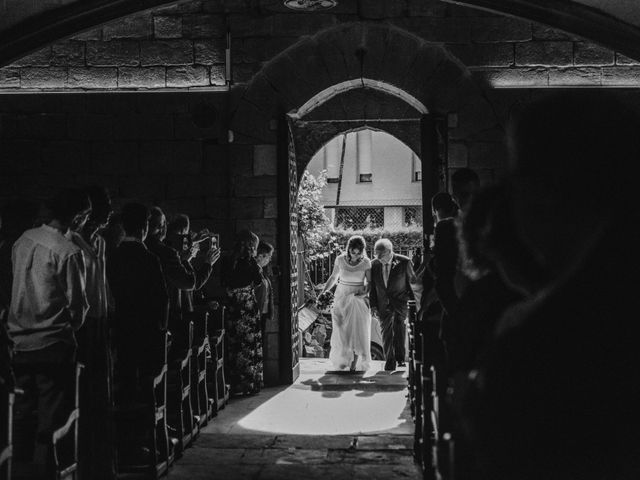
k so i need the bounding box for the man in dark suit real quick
[369,238,417,371]
[108,203,169,403]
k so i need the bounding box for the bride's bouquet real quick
[316,290,334,311]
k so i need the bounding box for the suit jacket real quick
[369,254,417,317]
[108,241,169,350]
[146,236,212,334]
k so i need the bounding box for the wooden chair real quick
[0,382,15,480]
[190,309,210,429]
[51,363,82,480]
[115,333,173,479]
[167,322,195,456]
[407,301,425,470]
[207,304,229,414]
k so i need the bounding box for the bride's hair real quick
[346,235,367,261]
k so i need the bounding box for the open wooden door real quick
[420,114,448,252]
[276,114,300,385]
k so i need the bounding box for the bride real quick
[319,235,372,372]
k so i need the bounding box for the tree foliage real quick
[297,170,333,256]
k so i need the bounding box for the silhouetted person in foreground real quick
[464,91,640,480]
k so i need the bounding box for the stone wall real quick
[1,0,639,91]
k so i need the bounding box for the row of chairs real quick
[407,302,455,480]
[0,304,230,480]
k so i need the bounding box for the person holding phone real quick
[146,209,220,349]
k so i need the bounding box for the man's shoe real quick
[397,361,406,367]
[384,363,396,371]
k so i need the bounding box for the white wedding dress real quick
[329,254,372,371]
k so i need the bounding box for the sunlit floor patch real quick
[234,359,411,436]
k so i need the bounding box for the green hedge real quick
[330,226,423,252]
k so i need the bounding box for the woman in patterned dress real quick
[221,229,264,395]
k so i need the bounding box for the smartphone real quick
[210,234,220,250]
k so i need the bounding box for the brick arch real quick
[231,21,492,141]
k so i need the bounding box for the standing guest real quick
[154,211,218,339]
[9,188,90,479]
[108,203,169,404]
[68,186,115,480]
[254,241,275,336]
[221,229,263,396]
[429,192,460,360]
[464,92,640,480]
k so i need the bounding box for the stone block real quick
[472,17,532,43]
[171,140,204,173]
[228,145,254,176]
[447,43,514,67]
[155,1,202,14]
[183,14,225,38]
[210,64,227,85]
[574,42,614,66]
[16,114,67,139]
[71,29,101,41]
[271,14,337,37]
[0,141,42,172]
[166,174,226,198]
[86,40,140,66]
[230,197,265,219]
[9,47,52,67]
[194,39,226,64]
[41,141,90,174]
[548,67,602,86]
[140,40,193,66]
[68,114,114,140]
[174,113,220,140]
[234,175,277,197]
[89,141,139,174]
[532,24,579,41]
[616,53,640,65]
[118,174,166,201]
[232,63,260,84]
[468,142,506,169]
[204,144,229,174]
[0,68,20,88]
[447,142,467,168]
[392,17,471,44]
[228,14,273,37]
[167,65,209,87]
[204,196,231,218]
[264,197,278,218]
[159,197,206,217]
[407,0,448,17]
[254,144,277,175]
[20,67,67,89]
[154,16,183,39]
[358,0,405,19]
[602,67,640,86]
[103,14,153,40]
[51,41,85,67]
[474,67,549,88]
[117,67,166,88]
[515,41,573,66]
[113,113,174,139]
[67,67,118,89]
[234,218,277,237]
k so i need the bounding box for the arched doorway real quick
[232,22,498,384]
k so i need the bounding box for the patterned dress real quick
[224,256,264,395]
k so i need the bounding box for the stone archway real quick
[232,21,499,385]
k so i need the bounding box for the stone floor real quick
[169,358,420,479]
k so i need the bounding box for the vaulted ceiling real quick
[3,0,640,67]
